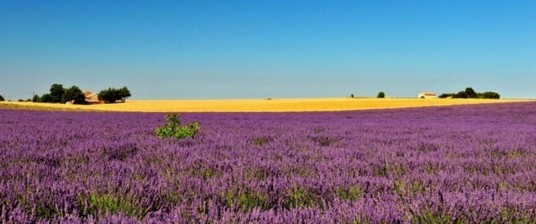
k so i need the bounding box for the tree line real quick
[439,87,500,99]
[33,84,131,104]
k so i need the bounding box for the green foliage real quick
[98,86,131,103]
[454,90,467,98]
[335,186,362,201]
[0,95,4,101]
[119,86,131,101]
[32,94,40,102]
[377,91,385,98]
[62,85,87,104]
[441,87,500,99]
[465,87,477,98]
[283,186,320,209]
[49,83,65,103]
[78,193,145,218]
[39,93,53,103]
[411,208,455,224]
[222,190,267,211]
[155,113,200,140]
[438,93,454,98]
[479,91,500,99]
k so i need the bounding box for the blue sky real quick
[1,0,535,99]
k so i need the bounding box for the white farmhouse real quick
[417,92,437,99]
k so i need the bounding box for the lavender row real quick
[1,102,536,223]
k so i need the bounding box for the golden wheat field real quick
[0,98,529,112]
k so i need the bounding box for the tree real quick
[454,91,467,98]
[377,92,385,98]
[50,84,65,103]
[62,86,86,104]
[40,94,53,103]
[119,86,131,102]
[439,93,454,98]
[480,91,500,99]
[350,94,354,98]
[32,95,40,102]
[98,88,118,103]
[441,88,500,99]
[0,95,4,101]
[98,87,131,104]
[465,87,477,98]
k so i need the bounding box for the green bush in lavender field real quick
[155,113,199,140]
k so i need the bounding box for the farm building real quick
[417,92,437,99]
[83,91,100,104]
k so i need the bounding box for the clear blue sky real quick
[1,0,535,99]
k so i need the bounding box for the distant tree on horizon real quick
[119,87,131,102]
[34,83,132,104]
[377,92,385,98]
[479,91,500,99]
[32,95,40,102]
[465,87,477,98]
[49,83,65,103]
[98,86,132,103]
[440,87,500,99]
[39,94,53,103]
[0,95,4,101]
[62,86,87,104]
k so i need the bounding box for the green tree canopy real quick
[440,87,500,99]
[465,87,477,98]
[98,87,131,104]
[377,92,385,98]
[40,94,53,103]
[119,87,131,102]
[49,84,65,103]
[62,86,87,104]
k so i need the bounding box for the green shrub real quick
[155,113,199,140]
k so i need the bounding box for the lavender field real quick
[1,102,536,223]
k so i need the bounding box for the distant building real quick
[417,92,437,99]
[83,90,100,104]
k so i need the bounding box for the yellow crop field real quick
[0,98,529,112]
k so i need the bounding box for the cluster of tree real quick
[34,84,87,104]
[439,87,500,99]
[34,84,132,104]
[0,95,4,101]
[98,87,131,103]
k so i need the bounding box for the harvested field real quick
[0,98,529,112]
